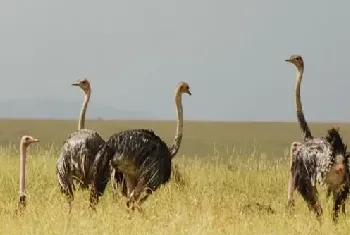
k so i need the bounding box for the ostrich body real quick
[286,55,349,221]
[18,135,39,210]
[94,82,191,210]
[106,129,172,209]
[56,78,109,211]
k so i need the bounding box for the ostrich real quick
[56,78,110,212]
[287,141,301,205]
[110,80,190,197]
[285,55,349,222]
[91,81,191,211]
[289,142,301,167]
[18,135,39,211]
[288,141,301,189]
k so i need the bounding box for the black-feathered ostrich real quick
[91,81,191,211]
[56,78,112,212]
[18,135,39,212]
[109,80,190,197]
[285,55,349,222]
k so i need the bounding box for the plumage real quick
[109,129,156,197]
[108,129,172,190]
[292,131,347,188]
[89,128,172,210]
[56,129,105,192]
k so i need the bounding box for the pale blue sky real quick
[1,0,349,121]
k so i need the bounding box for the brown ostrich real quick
[18,135,40,211]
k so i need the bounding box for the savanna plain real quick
[2,119,350,235]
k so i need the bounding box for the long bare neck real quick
[78,91,90,130]
[169,90,183,159]
[295,68,312,140]
[19,143,27,201]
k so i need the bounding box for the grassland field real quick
[2,119,350,235]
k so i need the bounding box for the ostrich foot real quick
[126,199,143,213]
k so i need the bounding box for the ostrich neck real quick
[295,68,312,140]
[169,91,183,159]
[295,69,303,113]
[78,92,90,130]
[19,144,27,197]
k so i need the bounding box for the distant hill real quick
[0,97,154,120]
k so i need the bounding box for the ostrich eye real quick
[25,137,29,141]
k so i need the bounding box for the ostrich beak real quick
[187,90,192,95]
[32,138,40,143]
[72,83,79,86]
[285,59,291,62]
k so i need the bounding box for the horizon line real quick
[0,117,348,124]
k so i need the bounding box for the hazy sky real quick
[1,0,350,121]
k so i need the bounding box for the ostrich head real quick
[20,135,39,148]
[177,81,192,96]
[290,142,301,155]
[285,55,304,72]
[72,78,91,94]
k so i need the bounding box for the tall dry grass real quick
[0,145,349,235]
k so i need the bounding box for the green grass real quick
[1,119,350,235]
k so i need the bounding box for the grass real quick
[1,119,350,234]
